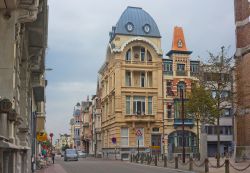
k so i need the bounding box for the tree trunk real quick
[196,119,200,160]
[216,116,220,167]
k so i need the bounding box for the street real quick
[37,157,193,173]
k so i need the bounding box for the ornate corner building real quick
[163,27,199,158]
[0,0,48,172]
[234,0,250,160]
[98,7,164,160]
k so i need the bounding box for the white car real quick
[77,151,87,158]
[64,149,78,161]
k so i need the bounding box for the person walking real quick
[52,151,55,164]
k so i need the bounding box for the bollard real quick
[140,155,143,164]
[155,155,157,166]
[164,156,167,167]
[189,157,193,171]
[205,158,209,173]
[225,159,229,173]
[130,154,133,162]
[147,155,150,165]
[175,157,178,169]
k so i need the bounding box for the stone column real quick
[0,149,3,173]
[3,151,10,173]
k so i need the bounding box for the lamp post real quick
[49,133,54,150]
[180,88,186,163]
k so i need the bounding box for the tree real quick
[200,46,233,167]
[186,85,217,159]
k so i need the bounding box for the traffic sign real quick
[136,129,143,136]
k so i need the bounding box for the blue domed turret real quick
[110,6,161,41]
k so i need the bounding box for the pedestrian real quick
[52,151,55,164]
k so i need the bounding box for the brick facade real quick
[235,0,250,148]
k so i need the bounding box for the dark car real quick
[64,149,78,161]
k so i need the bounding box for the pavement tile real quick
[36,164,68,173]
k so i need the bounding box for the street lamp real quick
[49,133,54,150]
[180,88,186,163]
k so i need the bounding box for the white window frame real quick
[125,71,131,86]
[140,72,145,87]
[121,128,129,147]
[148,96,153,115]
[126,96,131,115]
[133,96,145,115]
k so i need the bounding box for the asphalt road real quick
[56,158,192,173]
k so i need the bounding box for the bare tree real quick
[200,46,233,167]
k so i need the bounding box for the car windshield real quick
[66,149,76,154]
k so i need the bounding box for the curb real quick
[128,162,196,173]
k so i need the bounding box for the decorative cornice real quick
[109,37,163,55]
[8,109,18,121]
[17,8,38,23]
[17,0,40,23]
[0,99,12,113]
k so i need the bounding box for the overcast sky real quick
[45,0,235,141]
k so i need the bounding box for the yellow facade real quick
[99,34,164,159]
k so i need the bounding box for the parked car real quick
[77,151,87,158]
[64,149,78,161]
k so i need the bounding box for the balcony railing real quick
[190,72,199,76]
[176,70,187,76]
[173,118,194,128]
[125,60,153,65]
[164,71,173,76]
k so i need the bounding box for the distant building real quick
[163,27,199,158]
[81,100,92,153]
[234,0,250,160]
[99,6,164,160]
[201,63,233,157]
[58,134,71,151]
[72,103,82,150]
[90,94,102,157]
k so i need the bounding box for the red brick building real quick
[234,0,250,160]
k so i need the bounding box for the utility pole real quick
[162,62,165,157]
[181,88,186,163]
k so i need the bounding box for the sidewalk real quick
[36,164,67,173]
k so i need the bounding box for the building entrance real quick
[151,134,161,155]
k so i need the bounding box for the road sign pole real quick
[138,139,139,156]
[115,147,116,160]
